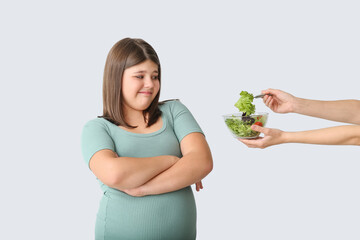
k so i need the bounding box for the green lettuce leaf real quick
[234,91,255,115]
[225,117,259,138]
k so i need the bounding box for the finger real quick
[243,138,264,148]
[195,183,199,191]
[239,139,252,145]
[251,125,265,133]
[269,98,274,109]
[266,88,278,95]
[252,125,271,135]
[244,143,257,148]
[263,95,268,103]
[263,98,269,107]
[239,139,261,148]
[240,136,264,141]
[240,138,259,143]
[262,88,274,95]
[238,139,251,147]
[265,96,272,106]
[197,182,202,191]
[200,181,203,189]
[262,88,272,95]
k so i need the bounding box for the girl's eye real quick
[135,75,144,79]
[152,76,159,80]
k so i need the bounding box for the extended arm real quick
[124,132,213,196]
[262,89,360,124]
[239,124,360,148]
[293,98,360,125]
[89,150,178,189]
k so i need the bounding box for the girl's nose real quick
[144,76,154,88]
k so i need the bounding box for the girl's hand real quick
[195,181,203,192]
[262,89,296,114]
[123,186,146,197]
[124,181,204,196]
[239,125,285,149]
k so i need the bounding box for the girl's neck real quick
[123,106,148,126]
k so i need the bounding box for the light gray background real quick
[1,1,359,239]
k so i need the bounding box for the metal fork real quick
[254,93,272,98]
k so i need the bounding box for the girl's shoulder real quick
[84,117,108,125]
[159,99,187,113]
[82,117,113,133]
[159,99,194,125]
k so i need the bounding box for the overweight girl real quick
[81,38,213,239]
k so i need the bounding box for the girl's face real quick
[122,59,160,113]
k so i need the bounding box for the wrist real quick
[281,131,292,143]
[291,97,304,114]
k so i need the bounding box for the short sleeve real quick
[171,100,204,142]
[81,119,115,168]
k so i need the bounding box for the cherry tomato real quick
[254,122,263,127]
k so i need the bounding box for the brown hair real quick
[99,38,162,128]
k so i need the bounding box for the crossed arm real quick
[89,132,213,196]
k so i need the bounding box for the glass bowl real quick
[223,112,269,139]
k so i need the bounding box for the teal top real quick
[81,100,203,240]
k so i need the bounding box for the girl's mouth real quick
[139,91,152,96]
